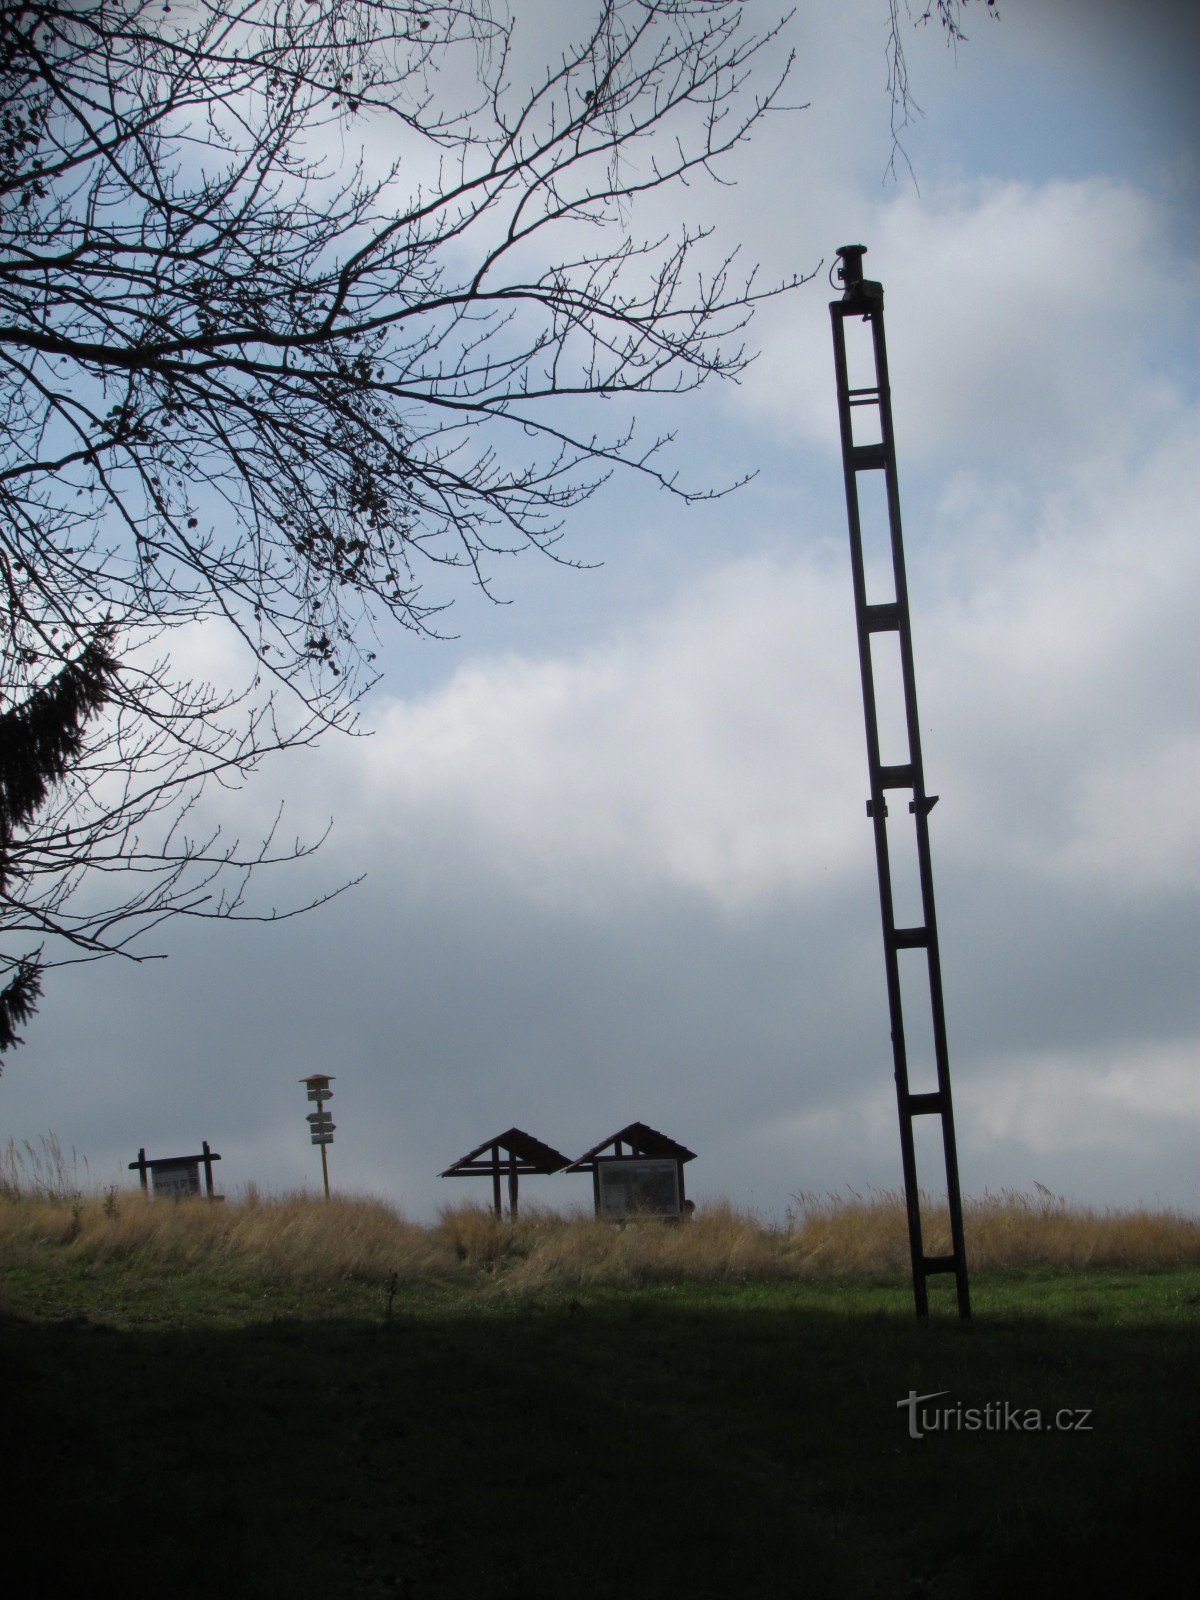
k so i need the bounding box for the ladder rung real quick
[906,1092,943,1116]
[878,763,914,789]
[865,602,902,632]
[921,1254,960,1277]
[892,926,929,949]
[851,443,886,470]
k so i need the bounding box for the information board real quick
[596,1157,681,1219]
[151,1159,201,1198]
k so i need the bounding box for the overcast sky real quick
[6,0,1198,1221]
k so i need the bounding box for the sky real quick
[5,0,1198,1222]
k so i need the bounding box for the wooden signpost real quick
[300,1074,335,1198]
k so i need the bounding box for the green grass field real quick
[2,1178,1197,1596]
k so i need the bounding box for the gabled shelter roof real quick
[440,1127,570,1178]
[563,1120,696,1173]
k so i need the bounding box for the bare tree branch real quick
[1,0,808,1044]
[886,0,998,180]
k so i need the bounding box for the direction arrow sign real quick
[307,1088,333,1103]
[306,1111,334,1125]
[311,1132,335,1145]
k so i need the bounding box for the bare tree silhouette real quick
[1,0,806,1042]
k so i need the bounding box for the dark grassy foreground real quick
[2,1261,1197,1599]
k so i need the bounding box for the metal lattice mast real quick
[829,245,970,1320]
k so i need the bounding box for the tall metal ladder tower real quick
[829,244,971,1320]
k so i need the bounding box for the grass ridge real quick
[4,1136,1197,1289]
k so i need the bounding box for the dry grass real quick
[439,1185,1200,1288]
[960,1183,1200,1271]
[783,1184,1200,1274]
[0,1132,90,1200]
[0,1171,450,1285]
[458,1199,793,1291]
[2,1140,1197,1289]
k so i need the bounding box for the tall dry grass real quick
[437,1186,1200,1289]
[0,1173,450,1284]
[0,1132,89,1200]
[2,1143,1197,1290]
[443,1199,795,1291]
[786,1184,1200,1274]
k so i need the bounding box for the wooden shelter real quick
[564,1121,696,1219]
[440,1127,569,1218]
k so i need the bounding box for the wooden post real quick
[508,1150,519,1219]
[491,1143,502,1218]
[320,1140,330,1200]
